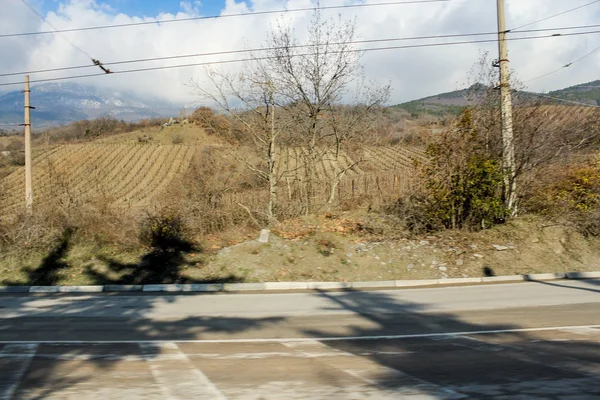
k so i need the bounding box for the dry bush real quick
[0,165,140,257]
[0,199,140,260]
[163,146,267,237]
[523,156,600,236]
[41,117,169,145]
[189,107,232,138]
[139,208,192,252]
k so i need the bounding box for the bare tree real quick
[195,8,389,219]
[195,63,282,223]
[465,53,600,210]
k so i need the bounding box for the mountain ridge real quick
[393,80,600,117]
[0,82,180,127]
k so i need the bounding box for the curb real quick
[1,271,598,294]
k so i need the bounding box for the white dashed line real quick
[1,324,599,344]
[0,344,37,399]
[139,342,227,400]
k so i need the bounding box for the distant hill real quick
[391,84,487,117]
[0,82,179,127]
[548,80,600,106]
[392,80,600,117]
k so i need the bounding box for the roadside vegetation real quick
[1,11,600,286]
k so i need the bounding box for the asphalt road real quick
[0,279,599,399]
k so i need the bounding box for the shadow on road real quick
[301,289,600,398]
[1,287,599,398]
[1,293,284,398]
[526,278,600,294]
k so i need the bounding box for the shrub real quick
[171,134,184,145]
[391,109,505,232]
[190,107,231,136]
[140,210,192,252]
[526,158,600,236]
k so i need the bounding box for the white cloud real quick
[1,0,599,104]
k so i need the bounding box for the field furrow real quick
[0,143,196,217]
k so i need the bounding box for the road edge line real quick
[0,271,598,294]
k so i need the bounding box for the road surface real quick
[0,279,599,399]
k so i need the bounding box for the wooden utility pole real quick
[23,75,33,214]
[496,0,517,216]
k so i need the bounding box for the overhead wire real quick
[508,1,600,87]
[4,23,600,79]
[2,30,501,78]
[3,28,600,87]
[509,0,600,32]
[524,42,600,83]
[1,0,449,38]
[19,0,93,59]
[525,92,600,107]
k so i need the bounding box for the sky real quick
[1,0,600,107]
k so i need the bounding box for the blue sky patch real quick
[40,0,227,18]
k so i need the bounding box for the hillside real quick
[392,80,600,117]
[0,123,426,218]
[0,143,195,214]
[548,80,600,106]
[391,83,486,117]
[0,123,224,214]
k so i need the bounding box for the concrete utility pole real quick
[496,0,517,216]
[23,75,33,214]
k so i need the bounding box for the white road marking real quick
[0,351,368,361]
[1,324,599,344]
[283,340,466,399]
[139,343,227,400]
[0,344,37,399]
[459,331,600,379]
[560,327,600,335]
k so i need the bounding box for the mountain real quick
[392,80,600,117]
[0,82,180,127]
[548,80,600,106]
[390,84,487,117]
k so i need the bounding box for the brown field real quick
[0,143,195,215]
[0,123,426,218]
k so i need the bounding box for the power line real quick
[5,23,600,79]
[0,0,449,39]
[510,0,600,32]
[525,92,600,107]
[2,29,600,88]
[2,31,500,78]
[524,42,600,83]
[19,0,92,59]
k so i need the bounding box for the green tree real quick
[423,109,505,230]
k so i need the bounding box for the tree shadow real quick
[1,286,599,398]
[7,228,74,286]
[86,251,241,285]
[84,236,243,285]
[0,292,284,399]
[525,278,600,294]
[301,289,600,398]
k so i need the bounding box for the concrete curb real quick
[566,271,600,279]
[1,271,598,294]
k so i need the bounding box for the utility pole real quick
[496,0,517,217]
[23,75,33,214]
